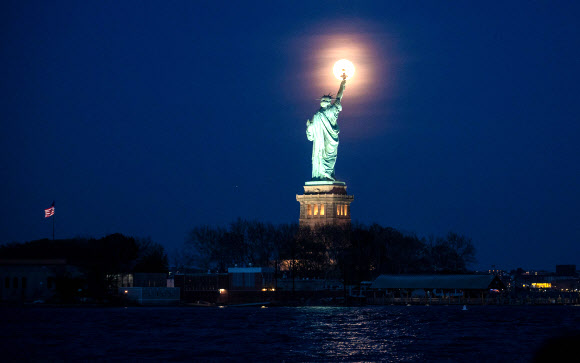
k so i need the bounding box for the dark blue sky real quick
[2,1,579,271]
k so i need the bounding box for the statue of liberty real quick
[306,76,347,181]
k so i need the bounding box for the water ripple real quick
[0,305,578,362]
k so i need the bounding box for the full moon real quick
[333,59,355,80]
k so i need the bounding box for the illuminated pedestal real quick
[296,181,354,228]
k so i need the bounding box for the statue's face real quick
[320,98,331,108]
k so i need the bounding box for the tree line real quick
[181,219,477,284]
[1,222,477,298]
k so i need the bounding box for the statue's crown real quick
[320,93,333,100]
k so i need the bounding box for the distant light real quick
[333,59,355,80]
[261,305,267,309]
[124,290,128,294]
[219,289,226,294]
[531,283,551,289]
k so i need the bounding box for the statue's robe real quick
[306,100,342,180]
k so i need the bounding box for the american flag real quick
[45,202,55,218]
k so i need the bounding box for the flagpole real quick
[52,201,55,241]
[45,201,55,240]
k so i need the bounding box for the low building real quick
[228,267,275,291]
[276,278,329,292]
[111,273,177,305]
[174,273,228,304]
[552,279,579,292]
[119,287,180,305]
[174,268,277,305]
[370,274,505,298]
[133,273,167,287]
[0,259,68,302]
[110,272,168,288]
[556,265,577,277]
[226,267,276,305]
[513,267,579,291]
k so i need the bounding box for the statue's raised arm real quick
[336,78,347,102]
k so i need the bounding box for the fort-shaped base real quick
[296,181,354,227]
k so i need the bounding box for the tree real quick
[86,234,139,298]
[184,225,225,271]
[347,224,373,283]
[134,237,169,273]
[184,219,279,272]
[365,225,427,275]
[276,223,301,292]
[445,231,477,272]
[246,220,276,267]
[181,221,479,282]
[429,232,476,273]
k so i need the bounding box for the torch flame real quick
[333,59,355,80]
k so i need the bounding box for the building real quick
[0,259,68,302]
[173,268,276,305]
[512,266,579,292]
[370,274,506,298]
[119,287,180,305]
[556,265,577,276]
[296,181,354,227]
[174,273,228,304]
[110,272,168,288]
[228,267,275,291]
[113,272,179,305]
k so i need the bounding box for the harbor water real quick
[1,305,579,362]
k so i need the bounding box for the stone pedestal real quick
[296,181,354,228]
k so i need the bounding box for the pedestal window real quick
[297,183,353,226]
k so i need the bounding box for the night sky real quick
[2,1,579,271]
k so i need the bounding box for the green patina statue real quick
[306,77,347,181]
